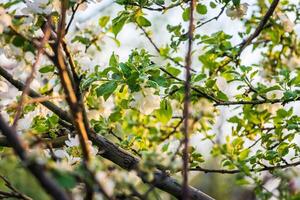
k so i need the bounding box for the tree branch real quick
[189,160,300,174]
[54,0,91,162]
[12,17,51,128]
[237,0,280,55]
[182,0,195,197]
[0,115,70,200]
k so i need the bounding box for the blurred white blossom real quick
[54,149,81,166]
[226,3,249,20]
[23,0,52,15]
[130,87,160,115]
[95,172,115,196]
[277,12,295,33]
[0,81,8,93]
[283,55,300,70]
[266,89,284,99]
[65,135,80,147]
[0,7,12,34]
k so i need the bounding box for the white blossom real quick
[87,97,113,119]
[0,7,12,34]
[95,172,115,196]
[65,134,98,156]
[54,149,81,166]
[216,76,229,93]
[226,3,249,20]
[283,55,300,70]
[191,98,215,117]
[277,12,295,33]
[130,87,161,115]
[65,135,80,147]
[0,81,8,93]
[23,0,52,15]
[266,89,284,99]
[257,103,282,115]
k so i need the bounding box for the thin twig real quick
[215,0,280,73]
[65,0,86,34]
[8,95,65,109]
[195,2,228,29]
[189,160,300,174]
[182,0,195,198]
[238,0,280,55]
[124,0,186,12]
[12,18,51,128]
[139,25,197,71]
[0,176,32,200]
[55,0,91,162]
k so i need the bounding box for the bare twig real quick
[195,2,228,29]
[8,95,65,109]
[12,18,51,128]
[55,0,91,162]
[124,0,186,12]
[0,66,72,123]
[215,0,280,73]
[182,0,195,198]
[65,0,86,34]
[189,160,300,174]
[0,176,32,200]
[237,0,280,55]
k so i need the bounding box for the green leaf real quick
[232,0,240,6]
[109,111,122,122]
[239,149,250,160]
[217,91,229,101]
[51,170,77,190]
[81,76,98,90]
[196,4,207,15]
[136,16,151,27]
[209,2,217,8]
[4,0,22,8]
[99,16,110,27]
[71,36,90,45]
[39,65,55,73]
[193,73,206,82]
[182,8,190,21]
[120,63,132,78]
[112,14,128,36]
[162,143,169,152]
[155,100,172,124]
[166,66,181,77]
[12,35,25,47]
[96,81,118,100]
[109,53,119,68]
[206,79,216,88]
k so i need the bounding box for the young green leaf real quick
[96,81,118,100]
